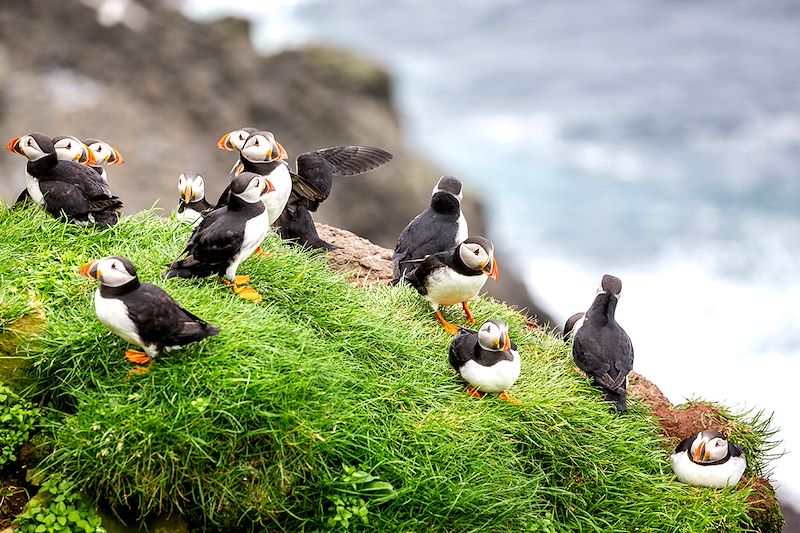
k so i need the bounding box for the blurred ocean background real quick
[184,0,800,505]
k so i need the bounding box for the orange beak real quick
[183,186,193,204]
[276,141,288,161]
[234,162,245,176]
[84,146,97,166]
[217,132,235,151]
[692,438,706,462]
[262,179,276,194]
[502,332,511,351]
[6,137,23,155]
[80,260,98,279]
[484,258,499,281]
[108,147,124,165]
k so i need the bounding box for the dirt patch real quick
[0,475,29,529]
[317,223,394,286]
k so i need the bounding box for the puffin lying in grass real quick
[403,236,498,333]
[81,256,219,374]
[449,319,521,403]
[669,430,746,488]
[165,172,275,302]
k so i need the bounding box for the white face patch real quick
[235,176,266,204]
[478,322,500,350]
[231,129,251,151]
[241,134,272,162]
[94,258,136,287]
[20,136,48,161]
[459,242,490,272]
[53,136,84,162]
[88,142,109,164]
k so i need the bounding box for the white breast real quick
[263,164,292,225]
[425,268,488,309]
[94,291,145,351]
[224,208,271,281]
[25,172,45,206]
[458,350,521,393]
[669,451,746,488]
[455,211,468,244]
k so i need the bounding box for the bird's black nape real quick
[601,274,622,296]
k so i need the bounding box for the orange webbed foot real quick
[435,311,460,335]
[499,391,521,405]
[466,385,485,399]
[125,350,151,365]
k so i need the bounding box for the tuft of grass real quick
[0,204,782,531]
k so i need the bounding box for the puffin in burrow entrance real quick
[217,129,393,250]
[7,132,122,226]
[392,175,468,284]
[449,319,521,403]
[80,256,220,374]
[403,236,498,333]
[165,172,275,302]
[572,274,634,411]
[669,430,746,488]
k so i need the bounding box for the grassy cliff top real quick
[0,205,780,531]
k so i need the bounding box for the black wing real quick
[448,328,478,371]
[126,284,220,348]
[392,209,460,283]
[170,209,244,275]
[674,434,697,454]
[292,146,393,211]
[572,326,632,393]
[48,161,115,200]
[403,252,449,295]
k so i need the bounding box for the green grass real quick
[0,204,781,531]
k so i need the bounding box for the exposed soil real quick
[0,474,28,529]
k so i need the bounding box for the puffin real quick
[404,236,498,333]
[14,136,95,205]
[572,274,634,411]
[216,129,393,249]
[80,256,220,373]
[176,172,214,224]
[165,172,275,302]
[449,319,521,403]
[563,312,585,339]
[6,133,122,226]
[392,175,468,284]
[83,138,124,182]
[669,430,747,488]
[217,126,258,180]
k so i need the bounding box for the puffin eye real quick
[474,249,480,255]
[254,139,260,147]
[26,139,32,146]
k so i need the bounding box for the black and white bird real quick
[176,172,214,225]
[572,274,634,411]
[80,256,220,373]
[217,126,258,180]
[669,430,747,488]
[449,320,521,403]
[14,136,95,205]
[7,133,122,226]
[165,172,275,302]
[83,138,124,182]
[404,236,498,333]
[563,312,585,339]
[217,129,392,250]
[392,176,468,284]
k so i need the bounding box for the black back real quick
[572,283,634,411]
[404,240,485,294]
[392,191,462,284]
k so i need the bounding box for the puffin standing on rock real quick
[669,430,746,488]
[449,319,521,403]
[165,172,275,302]
[572,274,634,411]
[81,256,220,374]
[7,133,122,226]
[176,172,214,224]
[404,236,498,333]
[392,175,468,284]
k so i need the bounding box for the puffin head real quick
[458,236,498,280]
[83,138,124,167]
[6,133,55,162]
[178,172,206,204]
[217,127,258,151]
[432,175,464,201]
[597,274,622,299]
[689,430,731,464]
[80,256,138,287]
[53,136,95,165]
[230,171,276,204]
[477,320,512,352]
[240,131,288,164]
